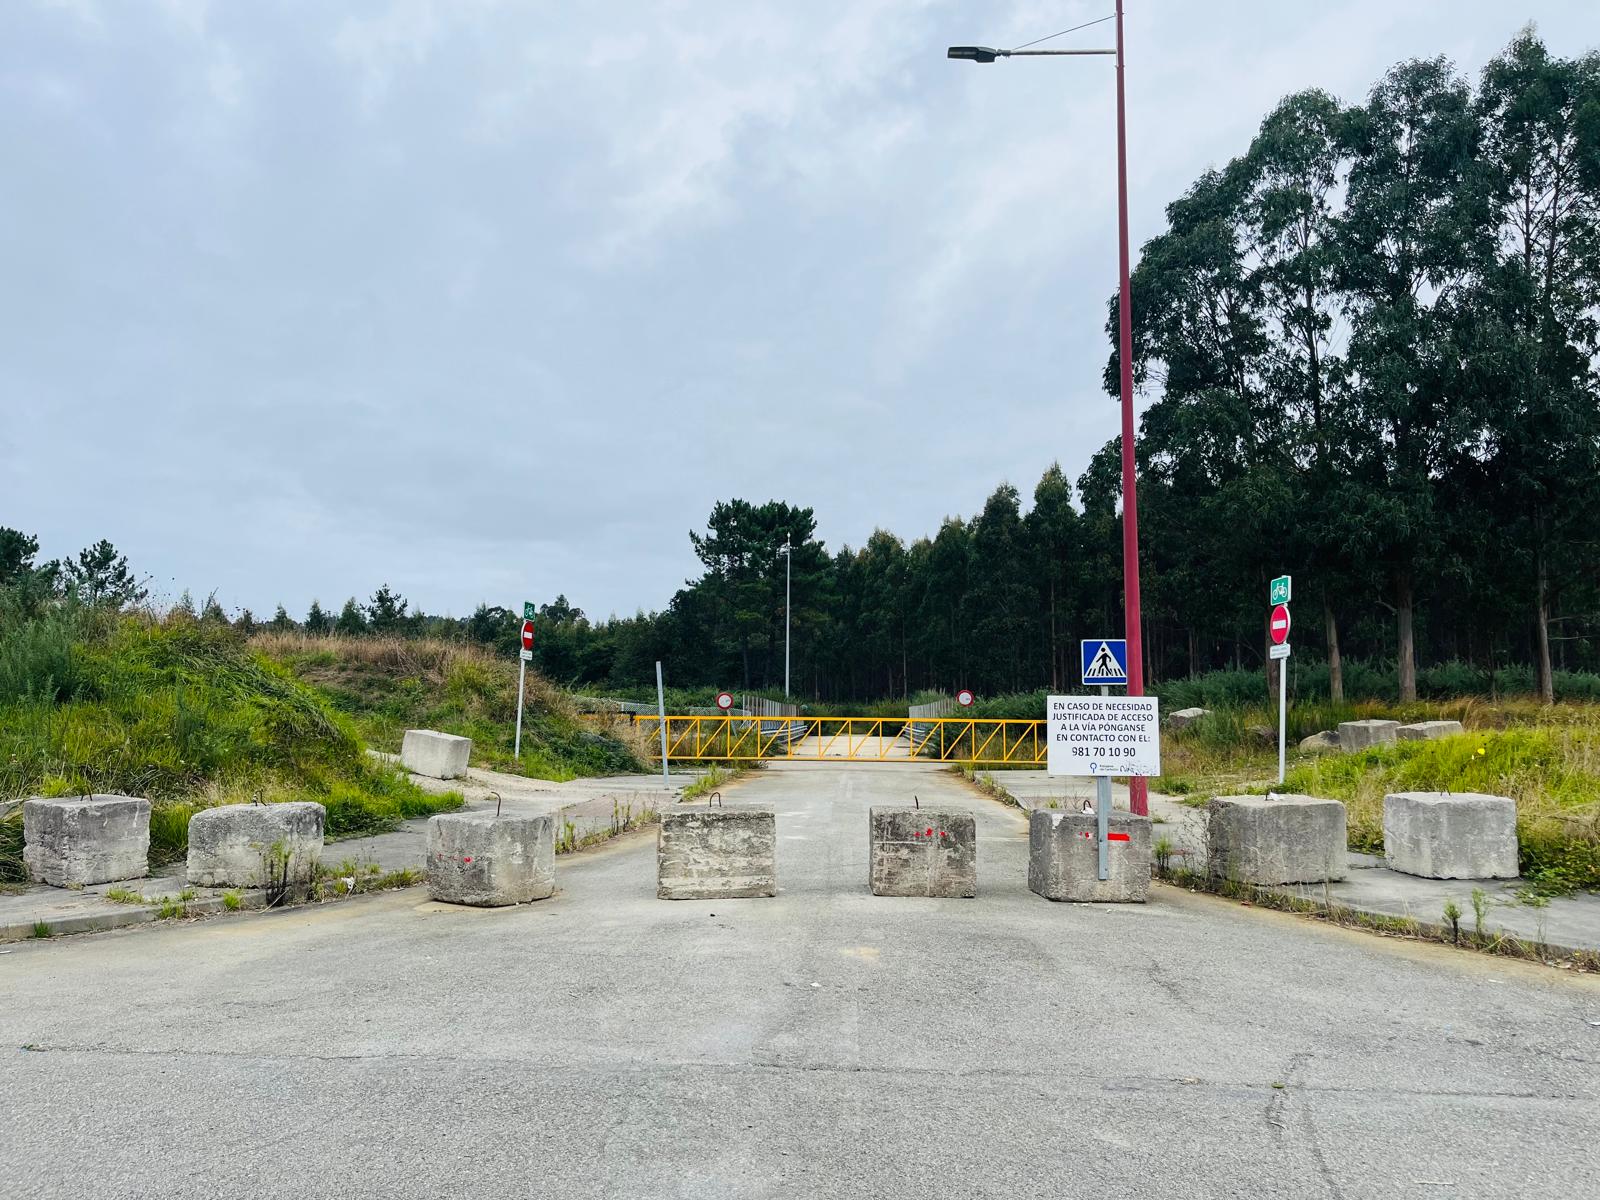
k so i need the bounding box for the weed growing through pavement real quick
[1442,898,1462,944]
[222,890,241,911]
[31,920,51,938]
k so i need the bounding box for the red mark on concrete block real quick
[1107,833,1131,842]
[463,856,473,863]
[925,828,933,837]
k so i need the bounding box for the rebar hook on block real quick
[708,790,723,808]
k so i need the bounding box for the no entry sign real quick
[1269,603,1291,645]
[955,688,974,707]
[521,620,535,651]
[716,692,734,711]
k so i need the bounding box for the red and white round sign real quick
[520,620,535,650]
[716,692,734,711]
[955,688,975,708]
[1269,603,1291,645]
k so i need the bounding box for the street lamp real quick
[778,534,793,698]
[949,2,1149,817]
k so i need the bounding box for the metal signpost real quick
[1269,578,1292,784]
[655,661,670,782]
[514,616,535,759]
[1047,690,1161,879]
[1048,640,1152,879]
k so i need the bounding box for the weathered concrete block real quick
[869,807,976,897]
[1167,707,1210,731]
[23,795,150,887]
[1383,792,1518,880]
[427,812,555,906]
[1028,810,1151,902]
[1299,731,1342,755]
[186,802,325,889]
[401,729,472,780]
[657,807,776,899]
[1206,795,1348,884]
[1338,719,1400,752]
[1396,720,1465,742]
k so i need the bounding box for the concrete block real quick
[23,795,150,887]
[1167,707,1210,731]
[401,729,472,780]
[1027,810,1151,902]
[1206,795,1348,885]
[186,802,326,890]
[1396,720,1465,742]
[1383,792,1518,880]
[1299,731,1342,755]
[427,812,555,906]
[869,807,976,897]
[657,807,776,899]
[1338,719,1400,752]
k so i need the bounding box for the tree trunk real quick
[1188,628,1199,680]
[1535,544,1554,705]
[1396,570,1417,703]
[1323,590,1343,704]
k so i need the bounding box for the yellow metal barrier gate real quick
[631,715,1046,765]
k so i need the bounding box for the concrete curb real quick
[1,888,270,944]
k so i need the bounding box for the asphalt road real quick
[3,762,1598,1199]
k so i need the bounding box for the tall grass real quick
[255,632,647,779]
[0,608,461,877]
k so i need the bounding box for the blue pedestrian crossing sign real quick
[1081,639,1129,686]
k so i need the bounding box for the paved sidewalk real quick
[1,764,700,942]
[985,768,1600,958]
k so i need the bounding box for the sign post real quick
[514,617,535,759]
[1058,640,1145,880]
[1269,581,1292,784]
[655,660,670,782]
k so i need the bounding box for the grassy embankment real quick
[0,604,461,887]
[1155,699,1600,893]
[254,632,650,782]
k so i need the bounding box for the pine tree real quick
[305,599,331,635]
[64,539,146,607]
[335,597,367,636]
[270,604,295,632]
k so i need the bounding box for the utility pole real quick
[779,534,792,698]
[948,0,1148,816]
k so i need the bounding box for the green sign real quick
[523,602,536,621]
[1269,575,1292,606]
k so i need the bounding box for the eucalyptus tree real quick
[1472,30,1600,702]
[1333,55,1492,701]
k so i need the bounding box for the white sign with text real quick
[1046,695,1162,778]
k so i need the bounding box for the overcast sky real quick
[2,1,1594,621]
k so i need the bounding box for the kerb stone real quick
[1383,792,1518,880]
[657,807,776,899]
[1338,719,1401,752]
[869,807,976,897]
[1396,720,1466,741]
[1206,795,1348,885]
[23,795,151,887]
[427,812,555,906]
[401,729,472,780]
[1027,810,1151,902]
[186,802,326,890]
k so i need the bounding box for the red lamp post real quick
[949,0,1148,815]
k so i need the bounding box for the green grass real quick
[681,764,742,800]
[0,606,462,881]
[1153,696,1600,892]
[256,633,647,781]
